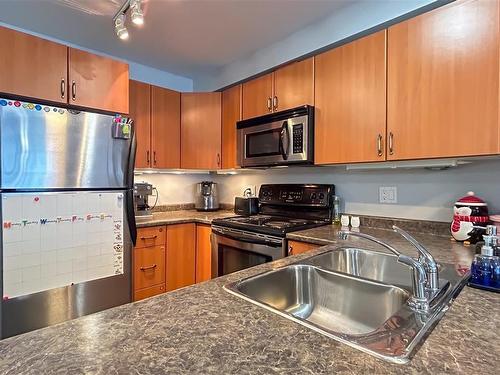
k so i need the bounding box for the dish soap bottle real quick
[470,231,500,290]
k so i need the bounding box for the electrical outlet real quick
[379,186,398,204]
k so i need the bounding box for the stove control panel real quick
[259,184,335,206]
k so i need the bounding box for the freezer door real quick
[0,191,132,338]
[0,98,132,189]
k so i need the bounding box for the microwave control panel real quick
[292,124,304,154]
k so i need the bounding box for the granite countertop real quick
[1,226,499,374]
[136,209,235,227]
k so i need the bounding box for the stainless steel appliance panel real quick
[211,226,285,277]
[0,101,130,189]
[0,190,132,339]
[237,106,313,167]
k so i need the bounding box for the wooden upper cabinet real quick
[273,57,314,112]
[315,30,387,164]
[0,26,68,103]
[129,80,151,168]
[166,223,196,291]
[181,92,222,169]
[242,73,273,119]
[151,86,181,169]
[68,48,129,113]
[221,85,241,169]
[387,0,500,160]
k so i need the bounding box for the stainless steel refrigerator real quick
[0,97,136,338]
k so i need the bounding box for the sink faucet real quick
[392,225,439,292]
[338,228,432,312]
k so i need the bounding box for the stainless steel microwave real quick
[237,105,314,167]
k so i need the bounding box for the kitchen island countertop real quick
[0,226,498,374]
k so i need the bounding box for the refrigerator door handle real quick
[126,189,137,246]
[126,122,137,246]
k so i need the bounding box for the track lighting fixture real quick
[113,0,144,40]
[130,0,144,26]
[114,13,129,40]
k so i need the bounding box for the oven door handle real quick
[212,228,282,247]
[279,121,290,160]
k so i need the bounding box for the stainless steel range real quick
[211,184,335,277]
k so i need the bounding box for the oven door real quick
[211,226,285,277]
[237,114,310,167]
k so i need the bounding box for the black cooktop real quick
[213,184,335,237]
[212,214,328,237]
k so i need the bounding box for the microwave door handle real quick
[279,121,290,160]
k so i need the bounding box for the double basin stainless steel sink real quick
[224,247,468,363]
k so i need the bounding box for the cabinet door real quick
[166,223,196,291]
[0,26,67,103]
[129,80,151,168]
[68,48,129,113]
[288,240,319,256]
[196,224,212,283]
[315,31,387,164]
[222,85,241,169]
[387,0,500,160]
[273,58,314,112]
[151,86,181,169]
[181,92,222,170]
[241,73,273,119]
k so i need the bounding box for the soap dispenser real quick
[469,226,500,291]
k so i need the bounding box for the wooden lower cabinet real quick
[166,223,196,291]
[133,227,167,301]
[196,224,212,283]
[133,223,215,299]
[287,240,319,256]
[134,284,165,301]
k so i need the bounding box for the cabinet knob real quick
[153,151,157,165]
[60,78,65,99]
[388,132,394,155]
[267,97,272,112]
[146,150,150,165]
[289,246,293,255]
[71,81,76,101]
[377,134,383,157]
[217,153,221,167]
[273,96,278,111]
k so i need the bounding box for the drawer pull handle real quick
[140,235,158,240]
[140,264,157,271]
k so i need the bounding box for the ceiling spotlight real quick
[114,13,129,40]
[130,0,144,26]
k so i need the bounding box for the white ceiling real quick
[0,0,354,79]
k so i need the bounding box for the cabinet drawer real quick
[134,245,166,290]
[134,284,165,301]
[136,226,166,249]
